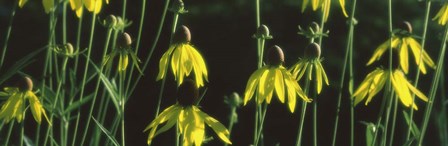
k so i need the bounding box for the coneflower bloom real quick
[103,32,142,73]
[301,0,348,22]
[367,21,436,74]
[156,25,208,88]
[0,77,50,124]
[352,68,428,110]
[290,43,329,94]
[243,46,311,113]
[433,2,448,26]
[144,80,231,146]
[69,0,108,17]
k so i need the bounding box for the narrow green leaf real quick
[0,46,46,85]
[92,117,120,146]
[360,121,377,146]
[88,58,121,114]
[63,93,95,114]
[402,111,421,140]
[23,135,34,146]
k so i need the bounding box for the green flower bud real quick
[304,43,321,58]
[267,45,285,66]
[253,24,273,39]
[177,79,199,106]
[65,43,74,55]
[104,15,117,28]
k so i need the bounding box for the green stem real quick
[313,92,317,146]
[122,0,127,19]
[126,0,170,96]
[418,19,448,146]
[406,0,431,141]
[0,0,18,69]
[79,27,113,146]
[254,103,268,145]
[370,88,389,146]
[224,106,237,146]
[296,68,311,146]
[20,121,24,146]
[62,1,67,44]
[381,90,395,146]
[73,13,97,146]
[4,122,14,146]
[120,72,126,146]
[388,95,398,146]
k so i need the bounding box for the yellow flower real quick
[367,35,436,74]
[69,0,108,17]
[144,80,231,146]
[243,46,311,113]
[301,0,348,22]
[0,77,50,124]
[69,0,84,17]
[103,32,143,73]
[290,43,329,94]
[156,25,208,88]
[352,68,428,110]
[433,3,448,26]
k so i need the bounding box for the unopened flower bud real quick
[229,92,242,107]
[310,22,320,32]
[17,76,33,92]
[65,43,74,55]
[304,43,321,58]
[173,25,191,44]
[117,32,132,49]
[267,45,285,66]
[105,15,117,28]
[399,21,412,34]
[177,79,199,106]
[253,24,273,39]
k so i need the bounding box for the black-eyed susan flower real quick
[301,0,348,22]
[352,68,428,110]
[103,32,142,74]
[0,77,50,124]
[290,43,329,94]
[156,25,208,88]
[144,80,231,146]
[433,2,448,26]
[367,21,436,74]
[243,45,311,113]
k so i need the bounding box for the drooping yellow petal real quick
[322,0,331,22]
[171,45,182,82]
[263,68,276,104]
[42,0,54,13]
[243,67,265,105]
[118,54,129,72]
[290,60,308,81]
[257,68,271,104]
[353,69,384,106]
[367,37,400,65]
[339,0,348,17]
[405,80,429,102]
[198,107,232,144]
[191,107,205,146]
[156,46,175,81]
[391,70,415,109]
[317,61,329,85]
[18,0,28,8]
[302,0,309,12]
[399,38,409,74]
[433,3,448,26]
[315,60,323,94]
[407,37,436,74]
[144,105,179,131]
[312,0,321,11]
[187,45,208,87]
[365,70,387,105]
[274,69,285,103]
[0,92,24,123]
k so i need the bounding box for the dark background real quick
[0,0,446,145]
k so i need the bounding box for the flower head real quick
[156,25,208,88]
[69,0,109,17]
[243,46,311,113]
[367,22,436,74]
[433,2,448,26]
[144,80,231,146]
[290,43,329,94]
[352,68,428,110]
[103,32,142,74]
[0,77,50,124]
[301,0,348,22]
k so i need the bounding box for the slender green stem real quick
[120,72,126,146]
[62,1,67,44]
[122,0,127,19]
[20,121,24,146]
[224,106,237,146]
[381,90,395,146]
[4,122,14,146]
[370,87,389,146]
[126,0,170,96]
[0,0,18,69]
[254,103,268,145]
[406,0,431,141]
[73,13,97,146]
[388,95,398,146]
[313,91,317,146]
[73,15,83,74]
[253,99,259,146]
[418,20,448,146]
[296,68,311,146]
[79,27,113,146]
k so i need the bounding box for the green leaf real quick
[0,46,46,85]
[88,59,121,114]
[63,93,94,114]
[23,135,34,146]
[92,117,120,146]
[402,111,421,140]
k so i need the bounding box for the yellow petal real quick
[315,61,323,94]
[274,69,285,103]
[312,0,321,11]
[406,81,429,102]
[243,67,265,105]
[365,70,387,105]
[156,46,175,81]
[339,0,348,17]
[407,37,436,74]
[43,0,54,13]
[322,0,331,22]
[257,68,271,104]
[191,107,205,146]
[19,0,28,8]
[318,61,329,85]
[198,108,232,144]
[302,0,309,12]
[263,68,276,104]
[399,38,409,74]
[93,0,102,14]
[391,70,413,108]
